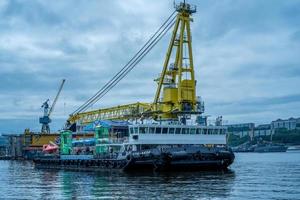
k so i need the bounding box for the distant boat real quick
[287,146,300,152]
[253,143,287,153]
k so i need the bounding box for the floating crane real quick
[68,2,204,127]
[40,79,66,133]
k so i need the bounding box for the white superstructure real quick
[128,124,227,145]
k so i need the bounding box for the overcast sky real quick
[0,0,299,133]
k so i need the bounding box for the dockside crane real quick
[153,2,202,121]
[68,1,204,127]
[40,79,66,133]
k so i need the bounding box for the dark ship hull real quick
[33,147,235,172]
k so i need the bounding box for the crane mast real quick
[153,2,202,121]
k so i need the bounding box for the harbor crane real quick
[68,1,205,126]
[40,79,66,133]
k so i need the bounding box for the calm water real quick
[0,153,300,200]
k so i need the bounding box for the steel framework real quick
[68,2,201,125]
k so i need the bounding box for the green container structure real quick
[60,130,72,155]
[95,126,110,155]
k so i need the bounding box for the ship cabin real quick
[128,124,227,145]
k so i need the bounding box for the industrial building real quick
[0,135,9,158]
[253,124,272,137]
[1,134,24,159]
[271,118,300,131]
[226,123,255,138]
[227,117,300,138]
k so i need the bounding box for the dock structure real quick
[1,134,23,159]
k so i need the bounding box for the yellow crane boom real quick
[68,102,152,124]
[68,2,202,126]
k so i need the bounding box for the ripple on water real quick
[0,152,300,199]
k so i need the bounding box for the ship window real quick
[145,127,149,133]
[190,128,196,134]
[169,128,175,134]
[130,127,134,134]
[139,127,146,134]
[162,128,168,134]
[221,129,226,135]
[182,128,189,134]
[132,135,138,140]
[156,127,162,134]
[149,127,155,134]
[203,129,207,134]
[175,128,181,134]
[208,129,213,135]
[134,127,138,134]
[181,128,185,134]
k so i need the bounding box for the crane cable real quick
[81,19,176,112]
[72,11,177,115]
[77,17,176,113]
[72,11,176,115]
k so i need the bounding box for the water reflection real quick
[58,170,235,199]
[3,153,299,199]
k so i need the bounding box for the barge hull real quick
[34,150,235,172]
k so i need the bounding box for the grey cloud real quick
[214,94,300,109]
[231,64,300,79]
[291,30,300,42]
[0,0,300,133]
[1,0,62,27]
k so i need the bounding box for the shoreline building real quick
[226,123,254,138]
[226,117,300,138]
[254,124,272,137]
[271,118,300,132]
[4,134,23,159]
[0,135,9,157]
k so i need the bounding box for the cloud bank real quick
[0,0,299,133]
